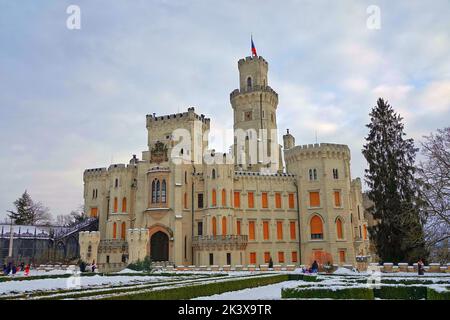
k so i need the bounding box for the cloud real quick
[0,0,449,219]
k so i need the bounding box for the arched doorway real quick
[150,231,169,261]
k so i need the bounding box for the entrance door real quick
[150,231,169,261]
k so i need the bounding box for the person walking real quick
[91,260,97,273]
[311,260,319,273]
[24,264,30,276]
[418,259,425,275]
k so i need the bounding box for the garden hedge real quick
[374,286,427,300]
[106,274,289,300]
[426,288,450,300]
[281,287,374,300]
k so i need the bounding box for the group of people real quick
[2,262,31,276]
[79,260,97,273]
[301,260,319,274]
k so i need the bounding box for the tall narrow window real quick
[275,193,282,208]
[212,189,217,207]
[161,180,166,203]
[336,218,343,239]
[115,178,119,188]
[276,221,283,240]
[237,220,241,235]
[212,217,217,237]
[113,197,118,212]
[184,171,187,184]
[262,192,268,208]
[234,191,240,208]
[264,252,270,263]
[249,221,255,240]
[151,180,157,203]
[292,251,298,263]
[288,193,295,209]
[156,180,160,203]
[198,193,204,208]
[221,189,226,206]
[363,225,368,240]
[212,169,216,179]
[290,221,296,240]
[278,252,285,263]
[311,215,324,239]
[309,169,313,180]
[197,221,203,236]
[121,222,126,240]
[339,250,346,263]
[122,197,127,212]
[247,77,252,90]
[90,207,98,218]
[263,221,270,240]
[334,191,341,207]
[222,216,227,235]
[184,192,188,209]
[309,192,320,207]
[92,189,96,199]
[313,169,317,180]
[112,222,117,239]
[248,192,254,208]
[250,252,256,264]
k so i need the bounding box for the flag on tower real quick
[251,36,257,57]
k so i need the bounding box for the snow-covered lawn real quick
[0,274,176,295]
[193,281,301,300]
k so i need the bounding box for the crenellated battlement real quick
[234,171,295,180]
[238,55,268,66]
[284,142,351,162]
[146,107,210,127]
[230,85,278,100]
[79,231,100,243]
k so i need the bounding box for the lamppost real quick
[7,217,14,263]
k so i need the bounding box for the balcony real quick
[192,235,248,251]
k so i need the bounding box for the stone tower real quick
[230,56,281,173]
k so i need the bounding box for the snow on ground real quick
[193,281,301,300]
[333,267,357,275]
[116,268,144,274]
[0,275,171,295]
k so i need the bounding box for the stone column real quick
[174,215,183,265]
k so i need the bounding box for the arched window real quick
[309,169,313,180]
[212,189,217,207]
[310,215,323,239]
[113,222,117,239]
[212,169,216,179]
[247,77,252,90]
[336,218,343,239]
[156,180,160,203]
[222,216,227,235]
[121,222,126,240]
[161,180,166,203]
[151,180,157,203]
[113,197,118,212]
[221,189,226,206]
[313,169,317,180]
[122,197,127,212]
[212,217,217,237]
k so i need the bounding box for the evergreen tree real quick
[7,191,52,225]
[363,98,427,263]
[7,191,34,225]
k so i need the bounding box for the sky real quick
[0,0,449,221]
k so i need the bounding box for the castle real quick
[79,53,370,271]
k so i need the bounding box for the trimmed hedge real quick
[282,287,374,300]
[106,274,289,300]
[374,286,427,300]
[427,288,450,300]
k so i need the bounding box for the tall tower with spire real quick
[230,51,281,172]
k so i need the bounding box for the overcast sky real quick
[0,0,449,221]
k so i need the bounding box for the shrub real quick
[127,256,152,272]
[374,286,427,300]
[106,274,289,300]
[426,288,450,300]
[282,287,374,299]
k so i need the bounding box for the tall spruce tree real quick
[7,191,34,225]
[363,98,427,263]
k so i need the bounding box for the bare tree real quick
[418,127,450,260]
